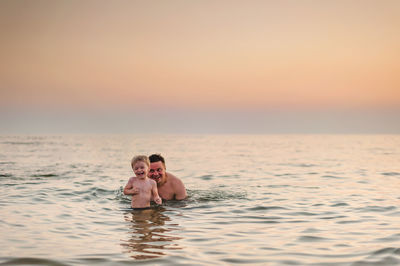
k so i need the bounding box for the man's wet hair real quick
[149,154,165,165]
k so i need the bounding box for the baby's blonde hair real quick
[131,155,150,169]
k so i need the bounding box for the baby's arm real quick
[123,178,139,195]
[151,181,162,205]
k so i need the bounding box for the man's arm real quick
[173,176,187,200]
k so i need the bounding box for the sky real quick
[0,0,399,133]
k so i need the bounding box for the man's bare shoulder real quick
[166,172,180,182]
[166,172,185,186]
[166,172,187,200]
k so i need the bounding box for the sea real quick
[0,134,399,265]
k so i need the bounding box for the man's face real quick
[148,161,166,184]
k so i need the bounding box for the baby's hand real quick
[155,197,162,205]
[130,187,140,195]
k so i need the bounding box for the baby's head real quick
[131,155,150,179]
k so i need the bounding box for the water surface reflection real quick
[121,207,182,260]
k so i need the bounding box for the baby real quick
[124,155,162,209]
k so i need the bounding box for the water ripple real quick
[188,189,247,202]
[0,257,70,266]
[381,172,400,176]
[372,247,400,255]
[374,234,400,243]
[353,256,400,266]
[298,235,332,242]
[247,206,288,211]
[357,206,397,213]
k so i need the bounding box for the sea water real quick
[0,134,399,265]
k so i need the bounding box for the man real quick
[148,154,187,200]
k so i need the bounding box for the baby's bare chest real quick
[132,180,152,192]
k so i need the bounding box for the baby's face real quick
[133,161,149,179]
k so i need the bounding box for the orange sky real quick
[1,0,399,112]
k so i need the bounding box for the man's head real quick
[148,154,166,185]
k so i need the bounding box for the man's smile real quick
[151,175,161,182]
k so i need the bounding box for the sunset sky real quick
[1,0,399,133]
